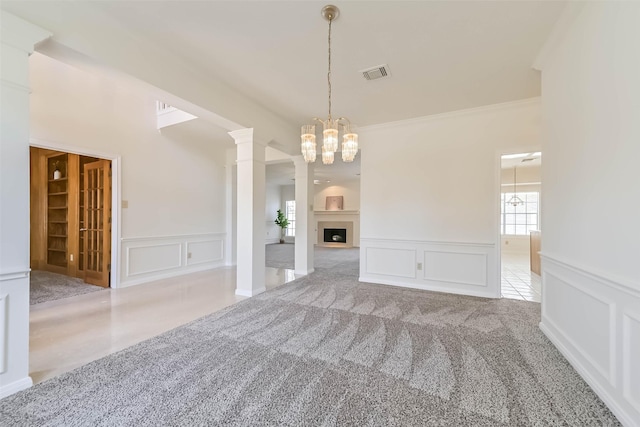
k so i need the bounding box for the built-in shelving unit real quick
[46,153,68,269]
[31,147,112,286]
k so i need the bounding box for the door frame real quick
[31,138,122,288]
[495,146,541,298]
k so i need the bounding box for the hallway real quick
[501,252,541,302]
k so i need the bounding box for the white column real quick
[224,148,236,266]
[0,13,51,398]
[293,156,315,275]
[229,128,266,296]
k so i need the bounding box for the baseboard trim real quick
[539,320,634,427]
[119,262,224,288]
[235,287,266,297]
[0,376,32,399]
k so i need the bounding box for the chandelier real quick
[508,166,524,206]
[301,5,358,165]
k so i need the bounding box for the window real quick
[285,200,295,237]
[501,192,539,235]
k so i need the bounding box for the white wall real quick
[359,99,541,298]
[314,180,360,211]
[0,12,50,399]
[29,53,228,287]
[538,3,640,425]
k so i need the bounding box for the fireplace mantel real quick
[314,210,359,215]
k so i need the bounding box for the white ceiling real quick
[266,156,361,187]
[3,1,565,184]
[501,152,542,169]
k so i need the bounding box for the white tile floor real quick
[501,252,541,302]
[29,266,297,384]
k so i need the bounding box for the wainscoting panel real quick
[360,238,498,298]
[543,270,613,382]
[0,272,32,398]
[540,253,640,427]
[127,243,182,277]
[423,250,487,287]
[0,293,6,374]
[121,233,226,288]
[364,247,416,279]
[623,311,640,412]
[186,240,224,266]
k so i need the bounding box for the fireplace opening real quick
[324,228,347,244]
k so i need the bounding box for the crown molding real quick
[359,97,540,134]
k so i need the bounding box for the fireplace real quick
[317,221,353,248]
[324,228,347,244]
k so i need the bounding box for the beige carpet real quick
[265,243,359,270]
[30,270,106,305]
[1,258,620,425]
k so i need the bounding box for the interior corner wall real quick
[538,3,640,425]
[29,53,228,287]
[359,99,541,298]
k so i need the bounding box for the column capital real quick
[228,128,269,148]
[228,128,253,144]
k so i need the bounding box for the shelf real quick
[48,206,68,210]
[48,234,67,238]
[48,177,68,182]
[48,221,68,224]
[47,248,66,253]
[48,192,68,196]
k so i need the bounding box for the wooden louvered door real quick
[82,160,111,287]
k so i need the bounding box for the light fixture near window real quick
[301,5,358,165]
[508,166,524,206]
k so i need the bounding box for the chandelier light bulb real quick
[322,145,334,165]
[301,125,317,162]
[342,131,358,162]
[323,120,339,153]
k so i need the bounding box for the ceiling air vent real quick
[360,64,391,81]
[521,158,536,163]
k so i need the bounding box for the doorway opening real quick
[499,151,542,302]
[30,146,114,304]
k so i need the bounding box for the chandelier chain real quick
[327,17,332,120]
[300,5,358,164]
